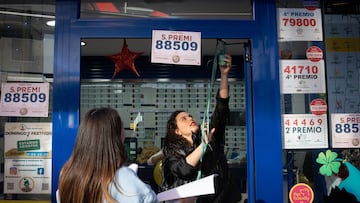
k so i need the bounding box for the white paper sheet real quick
[157,174,216,202]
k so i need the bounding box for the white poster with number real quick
[331,113,360,148]
[277,8,323,42]
[280,59,326,94]
[151,30,201,66]
[282,114,328,149]
[0,83,50,117]
[4,122,52,194]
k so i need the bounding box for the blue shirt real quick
[109,166,159,203]
[57,166,159,203]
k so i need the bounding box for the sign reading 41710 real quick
[280,60,326,94]
[151,30,201,66]
[0,83,49,117]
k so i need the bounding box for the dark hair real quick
[166,110,184,136]
[58,107,128,203]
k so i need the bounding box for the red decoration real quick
[108,39,143,78]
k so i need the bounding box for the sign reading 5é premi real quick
[0,82,49,117]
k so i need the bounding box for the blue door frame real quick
[52,0,283,202]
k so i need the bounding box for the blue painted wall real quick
[52,0,283,202]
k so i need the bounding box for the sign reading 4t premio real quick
[283,114,328,149]
[151,30,201,66]
[278,8,323,41]
[331,113,360,148]
[0,83,49,117]
[280,60,326,94]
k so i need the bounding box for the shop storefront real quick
[0,0,359,202]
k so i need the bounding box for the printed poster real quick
[4,122,52,194]
[278,8,323,42]
[331,113,360,148]
[0,83,50,117]
[151,30,201,66]
[282,114,328,149]
[280,59,326,94]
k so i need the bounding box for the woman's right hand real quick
[204,128,215,144]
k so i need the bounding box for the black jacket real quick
[162,91,241,203]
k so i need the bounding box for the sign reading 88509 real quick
[3,86,46,103]
[154,35,199,52]
[333,116,360,134]
[0,83,49,117]
[331,114,360,148]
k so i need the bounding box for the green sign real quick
[17,139,40,151]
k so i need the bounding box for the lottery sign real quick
[151,30,201,66]
[331,113,360,148]
[277,8,323,41]
[283,114,328,149]
[280,59,326,94]
[0,83,49,117]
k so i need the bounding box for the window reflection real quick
[81,0,252,19]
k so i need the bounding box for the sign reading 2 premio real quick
[151,30,201,66]
[283,114,328,149]
[0,82,49,117]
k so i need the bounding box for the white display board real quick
[280,60,326,94]
[151,30,201,65]
[277,8,323,42]
[282,114,328,149]
[331,113,360,148]
[4,122,52,194]
[0,83,50,117]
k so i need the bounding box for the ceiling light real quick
[46,20,55,27]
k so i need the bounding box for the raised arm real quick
[219,54,232,99]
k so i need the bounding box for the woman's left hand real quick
[220,54,232,75]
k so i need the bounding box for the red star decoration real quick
[108,39,143,78]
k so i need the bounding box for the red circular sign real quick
[289,183,314,203]
[306,46,323,62]
[310,98,327,115]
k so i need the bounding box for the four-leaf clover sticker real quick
[316,150,341,176]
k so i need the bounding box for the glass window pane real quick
[0,1,54,200]
[81,0,252,19]
[80,38,248,199]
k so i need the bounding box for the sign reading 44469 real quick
[151,30,201,66]
[0,83,50,117]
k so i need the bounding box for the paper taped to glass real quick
[157,174,216,201]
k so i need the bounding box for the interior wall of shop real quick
[51,1,282,203]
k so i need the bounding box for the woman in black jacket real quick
[161,54,241,203]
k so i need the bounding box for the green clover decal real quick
[316,150,341,176]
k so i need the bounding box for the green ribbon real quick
[196,40,226,180]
